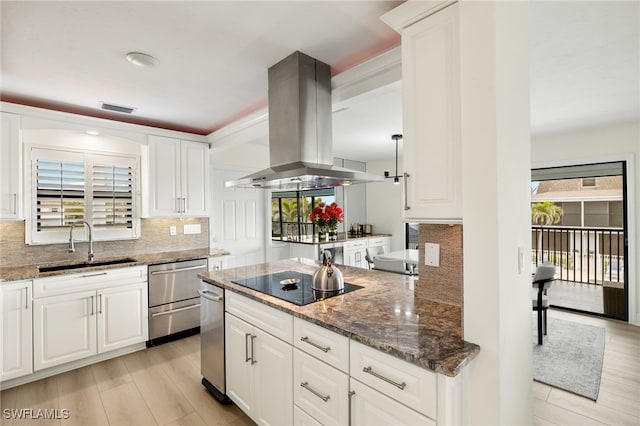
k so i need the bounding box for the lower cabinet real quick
[33,290,97,370]
[225,311,293,426]
[1,280,33,381]
[349,378,434,425]
[32,266,148,372]
[294,348,349,425]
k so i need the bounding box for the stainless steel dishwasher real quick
[147,258,207,345]
[198,280,229,403]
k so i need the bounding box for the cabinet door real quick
[0,112,21,219]
[97,282,148,353]
[181,141,209,216]
[225,313,255,418]
[1,281,32,380]
[350,379,434,426]
[402,4,462,222]
[148,135,182,217]
[254,327,293,426]
[33,291,97,371]
[344,250,356,267]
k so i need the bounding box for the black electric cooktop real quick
[232,271,363,306]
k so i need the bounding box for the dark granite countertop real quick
[200,258,479,377]
[272,232,392,245]
[0,248,230,282]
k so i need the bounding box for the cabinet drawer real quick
[294,349,349,426]
[350,340,436,419]
[293,406,322,426]
[350,378,435,426]
[225,291,293,344]
[294,317,349,373]
[33,266,146,298]
[368,237,389,247]
[344,240,368,250]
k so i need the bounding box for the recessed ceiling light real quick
[125,52,158,68]
[86,130,100,136]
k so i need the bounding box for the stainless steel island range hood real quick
[225,51,383,190]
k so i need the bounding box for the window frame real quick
[26,146,141,245]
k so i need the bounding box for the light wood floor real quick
[0,336,255,426]
[533,309,640,426]
[1,310,638,426]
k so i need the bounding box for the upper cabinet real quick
[1,112,22,220]
[383,1,462,223]
[147,135,210,217]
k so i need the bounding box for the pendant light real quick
[384,134,403,184]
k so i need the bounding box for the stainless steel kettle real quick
[312,249,344,292]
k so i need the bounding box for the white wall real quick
[532,121,640,325]
[365,158,405,251]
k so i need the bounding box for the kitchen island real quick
[200,257,479,425]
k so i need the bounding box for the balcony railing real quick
[532,225,625,284]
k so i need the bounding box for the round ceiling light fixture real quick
[125,52,158,68]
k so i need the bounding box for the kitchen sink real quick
[37,257,138,273]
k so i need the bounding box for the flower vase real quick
[328,229,337,241]
[318,231,328,241]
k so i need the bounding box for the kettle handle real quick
[321,249,333,266]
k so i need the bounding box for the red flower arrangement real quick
[309,202,343,231]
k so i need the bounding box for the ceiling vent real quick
[100,102,136,114]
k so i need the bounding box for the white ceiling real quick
[1,1,638,163]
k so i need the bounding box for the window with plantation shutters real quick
[28,147,139,244]
[91,163,133,230]
[36,158,86,232]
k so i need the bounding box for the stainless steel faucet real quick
[68,220,94,262]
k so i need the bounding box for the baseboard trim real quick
[0,342,146,390]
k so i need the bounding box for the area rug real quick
[532,316,605,400]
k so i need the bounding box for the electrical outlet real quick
[170,226,177,236]
[184,224,201,235]
[425,243,440,267]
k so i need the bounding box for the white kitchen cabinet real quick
[344,239,368,269]
[147,135,209,217]
[33,266,148,371]
[1,281,32,381]
[294,349,349,426]
[225,312,293,426]
[33,290,97,371]
[97,282,147,353]
[368,237,392,255]
[0,112,22,219]
[350,378,434,426]
[389,2,462,223]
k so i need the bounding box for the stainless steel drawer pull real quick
[150,265,206,275]
[245,333,252,363]
[300,382,330,402]
[300,336,331,353]
[90,295,94,316]
[403,172,411,211]
[197,289,223,302]
[362,366,407,390]
[25,286,29,310]
[98,294,102,314]
[250,335,257,365]
[81,272,108,278]
[150,303,201,317]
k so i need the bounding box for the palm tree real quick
[531,201,563,226]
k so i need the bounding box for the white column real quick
[460,1,533,424]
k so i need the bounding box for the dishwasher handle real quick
[150,264,206,275]
[197,288,223,302]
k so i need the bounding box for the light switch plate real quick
[184,224,201,235]
[170,226,177,236]
[425,243,440,267]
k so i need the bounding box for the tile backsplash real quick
[416,224,463,307]
[0,218,209,268]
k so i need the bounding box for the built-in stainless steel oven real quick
[147,258,207,345]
